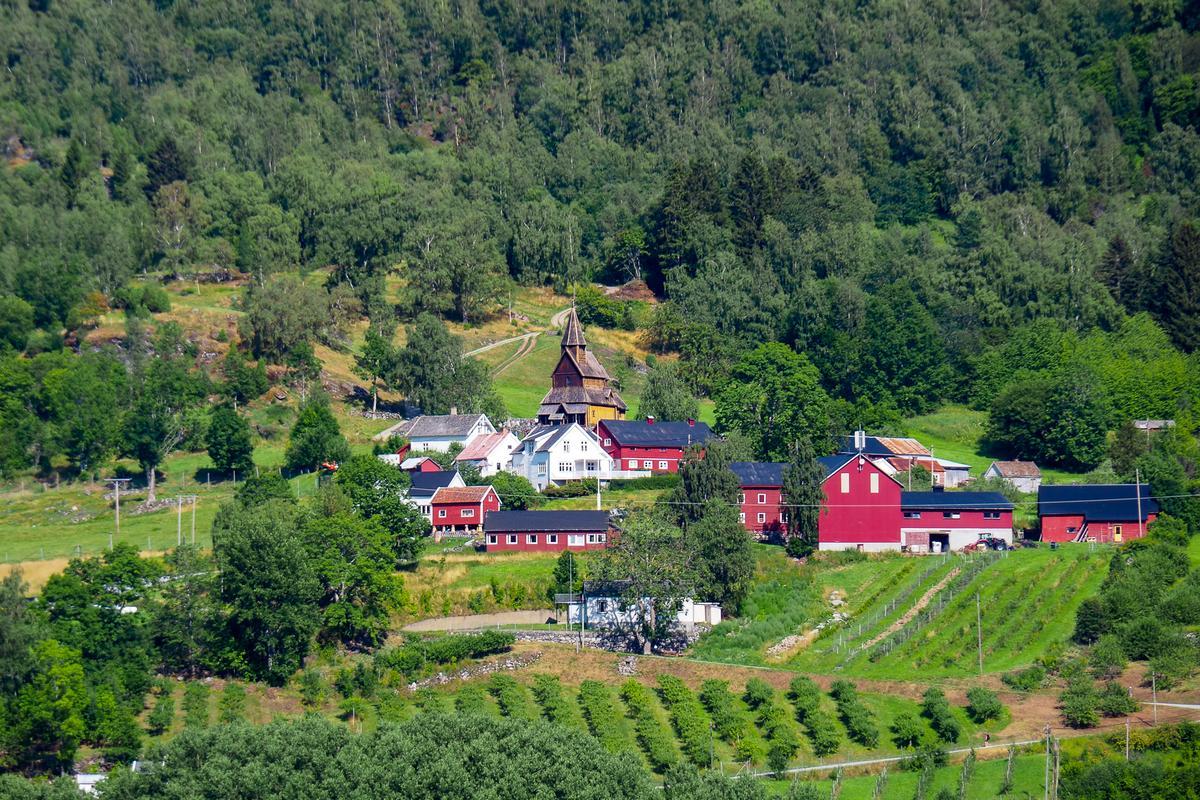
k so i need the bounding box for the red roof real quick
[431,485,497,504]
[455,431,510,462]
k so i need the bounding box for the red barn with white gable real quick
[430,485,500,537]
[817,453,907,551]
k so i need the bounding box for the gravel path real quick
[403,609,556,632]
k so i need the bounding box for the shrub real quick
[1098,682,1139,717]
[699,680,750,745]
[578,680,626,753]
[787,676,822,720]
[1089,634,1127,680]
[183,682,211,728]
[621,679,677,772]
[298,670,325,710]
[455,684,489,714]
[828,680,878,748]
[218,683,246,724]
[805,709,842,757]
[608,474,681,491]
[532,675,576,726]
[488,674,533,719]
[376,631,515,676]
[1061,688,1100,728]
[657,676,713,766]
[891,713,924,748]
[920,688,960,743]
[1002,665,1046,693]
[965,687,1003,723]
[147,693,175,735]
[743,678,774,710]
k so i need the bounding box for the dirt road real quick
[403,609,556,632]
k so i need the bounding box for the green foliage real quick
[298,670,326,709]
[530,675,576,726]
[1098,682,1140,717]
[920,688,961,744]
[965,687,1003,724]
[829,680,879,748]
[146,692,174,736]
[698,680,750,748]
[375,632,515,677]
[392,314,502,418]
[487,674,533,719]
[235,473,296,507]
[182,682,210,729]
[206,403,254,474]
[285,395,351,472]
[578,680,627,754]
[550,550,583,601]
[656,675,713,767]
[637,363,699,423]
[1061,684,1100,729]
[218,683,246,724]
[621,679,677,773]
[890,713,925,749]
[1090,634,1128,680]
[487,471,545,510]
[782,438,825,545]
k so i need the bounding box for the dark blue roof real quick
[902,491,1013,510]
[731,455,855,488]
[601,419,715,448]
[484,510,610,533]
[1038,484,1157,522]
[408,470,460,498]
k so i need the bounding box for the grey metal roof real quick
[400,414,490,439]
[484,510,611,533]
[1038,484,1158,521]
[730,454,855,487]
[600,420,715,448]
[408,470,461,498]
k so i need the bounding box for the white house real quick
[983,460,1042,493]
[454,429,520,477]
[562,582,722,631]
[372,413,495,453]
[508,423,615,491]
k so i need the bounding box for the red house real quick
[483,510,612,552]
[430,485,500,537]
[1038,484,1157,544]
[817,454,908,551]
[598,418,715,474]
[731,462,788,536]
[400,456,441,473]
[899,491,1014,552]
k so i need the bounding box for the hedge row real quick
[829,680,879,748]
[578,680,627,753]
[455,684,489,714]
[788,676,840,756]
[488,674,534,719]
[608,474,681,491]
[531,675,577,726]
[657,675,713,766]
[377,631,516,676]
[921,688,961,743]
[621,679,677,773]
[743,679,800,773]
[699,680,751,745]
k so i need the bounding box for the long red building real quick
[1038,484,1157,544]
[598,418,715,474]
[483,510,612,552]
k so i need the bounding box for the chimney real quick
[687,418,695,427]
[853,429,867,451]
[646,416,655,425]
[449,406,458,416]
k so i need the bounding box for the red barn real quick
[400,456,441,473]
[483,510,612,552]
[430,485,500,537]
[817,454,907,551]
[598,418,715,474]
[1038,484,1157,544]
[900,491,1014,552]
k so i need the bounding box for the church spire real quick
[561,307,586,349]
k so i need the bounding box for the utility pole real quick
[1043,725,1051,800]
[1152,672,1158,724]
[1125,717,1130,761]
[107,478,131,550]
[176,495,183,546]
[976,590,984,676]
[190,495,197,544]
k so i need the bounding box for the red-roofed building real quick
[430,485,501,537]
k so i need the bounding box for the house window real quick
[903,511,921,519]
[438,509,447,518]
[527,534,538,544]
[628,459,637,469]
[559,462,573,471]
[943,512,961,519]
[739,513,746,523]
[568,534,584,547]
[462,508,474,518]
[757,492,766,504]
[840,473,850,494]
[537,465,547,475]
[488,535,497,545]
[507,535,517,544]
[598,600,608,612]
[738,493,746,504]
[870,473,879,494]
[597,533,606,543]
[581,442,588,451]
[983,511,1001,520]
[780,512,788,523]
[643,460,653,469]
[548,534,558,544]
[563,442,571,453]
[1113,525,1123,536]
[604,438,611,446]
[586,461,597,471]
[658,460,668,470]
[757,513,766,523]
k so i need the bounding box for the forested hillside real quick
[2,0,1200,475]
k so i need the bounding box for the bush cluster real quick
[1001,665,1046,693]
[621,679,677,773]
[741,679,800,772]
[829,680,879,748]
[532,675,576,726]
[656,675,713,766]
[965,687,1003,724]
[920,688,961,743]
[578,680,626,753]
[488,674,533,719]
[699,680,750,746]
[376,631,515,676]
[542,479,599,498]
[788,676,841,757]
[1098,682,1139,718]
[455,684,489,714]
[608,474,682,491]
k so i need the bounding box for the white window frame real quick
[628,459,637,469]
[757,492,766,504]
[487,535,497,545]
[658,460,668,470]
[568,534,584,547]
[597,533,606,543]
[738,492,746,503]
[870,473,879,494]
[559,462,573,472]
[437,509,447,519]
[757,512,766,523]
[983,511,1001,520]
[527,534,538,544]
[507,534,518,544]
[642,459,653,469]
[943,512,961,520]
[780,512,788,523]
[563,442,571,453]
[604,438,612,446]
[461,508,474,518]
[548,534,559,544]
[739,513,746,523]
[840,472,850,494]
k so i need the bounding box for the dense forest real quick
[2,0,1200,484]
